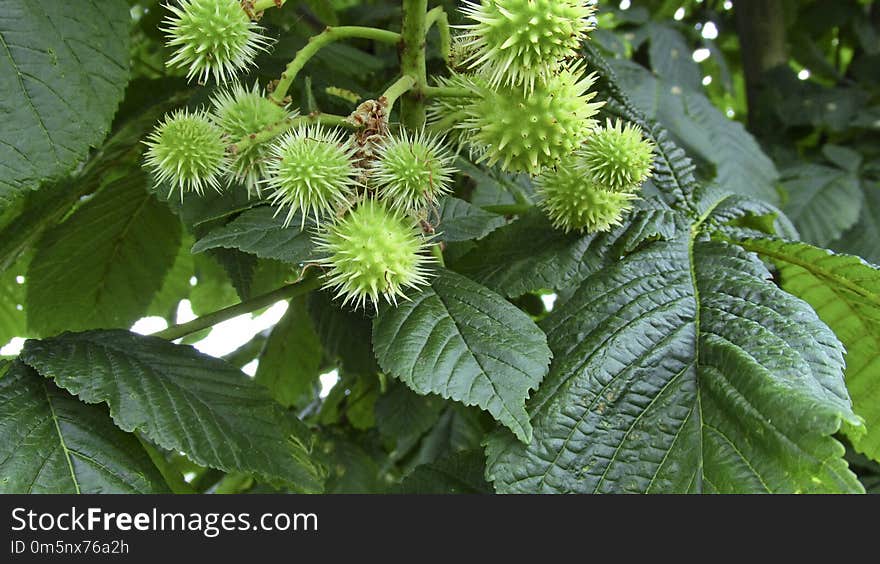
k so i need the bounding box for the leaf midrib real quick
[42,381,80,494]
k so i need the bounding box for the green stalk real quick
[152,275,323,341]
[399,0,429,128]
[231,112,356,154]
[382,75,418,116]
[269,26,402,105]
[424,86,473,98]
[482,203,534,216]
[251,0,287,12]
[426,6,451,63]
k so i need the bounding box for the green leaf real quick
[738,238,880,461]
[255,296,323,408]
[373,268,552,443]
[647,23,702,91]
[486,232,863,493]
[782,163,863,247]
[20,330,325,492]
[833,181,880,264]
[436,197,507,242]
[454,210,594,297]
[375,381,445,455]
[0,361,169,493]
[192,206,317,265]
[26,173,182,336]
[702,189,799,240]
[0,0,131,206]
[308,290,378,373]
[393,450,491,494]
[0,79,191,271]
[455,207,679,297]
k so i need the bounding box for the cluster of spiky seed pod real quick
[145,1,457,308]
[431,0,656,233]
[143,0,657,308]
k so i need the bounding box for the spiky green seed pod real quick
[314,199,434,309]
[264,126,359,227]
[460,0,597,92]
[457,65,603,174]
[536,160,636,233]
[163,0,270,83]
[144,108,227,199]
[581,119,655,192]
[211,82,293,195]
[370,130,456,213]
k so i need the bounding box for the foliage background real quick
[1,0,878,493]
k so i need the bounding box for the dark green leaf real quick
[308,290,378,373]
[0,361,169,493]
[393,450,491,494]
[21,330,325,492]
[782,163,863,247]
[192,206,317,265]
[375,381,445,455]
[256,297,322,408]
[486,233,862,493]
[436,197,506,242]
[0,0,130,206]
[26,173,181,335]
[373,269,551,443]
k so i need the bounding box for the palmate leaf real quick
[485,225,863,493]
[738,238,880,462]
[373,269,551,443]
[0,361,169,494]
[0,0,130,207]
[20,330,325,492]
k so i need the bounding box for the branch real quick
[399,0,429,128]
[381,75,418,116]
[152,274,324,341]
[231,112,357,155]
[734,0,788,131]
[426,6,451,63]
[269,26,402,105]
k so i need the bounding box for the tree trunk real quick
[735,0,789,131]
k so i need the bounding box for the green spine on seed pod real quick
[456,64,603,175]
[144,108,228,199]
[536,160,637,233]
[163,0,271,83]
[211,82,294,195]
[459,0,597,92]
[370,130,456,213]
[314,199,435,309]
[581,118,655,192]
[264,126,360,227]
